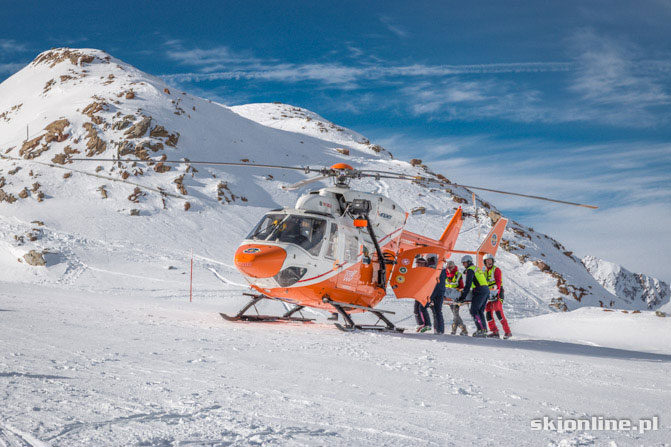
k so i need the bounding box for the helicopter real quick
[2,154,597,332]
[211,161,594,333]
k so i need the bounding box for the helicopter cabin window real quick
[248,214,326,256]
[345,235,359,263]
[324,224,338,259]
[413,253,439,269]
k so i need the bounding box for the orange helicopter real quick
[38,156,596,332]
[211,161,594,332]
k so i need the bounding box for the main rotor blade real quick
[382,174,598,209]
[282,175,330,191]
[68,158,320,173]
[65,158,597,208]
[450,183,598,209]
[0,154,182,198]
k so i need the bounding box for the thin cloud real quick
[379,15,410,38]
[0,39,28,53]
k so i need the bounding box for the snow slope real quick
[1,283,670,447]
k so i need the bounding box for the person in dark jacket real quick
[413,257,432,332]
[457,255,489,337]
[428,259,448,334]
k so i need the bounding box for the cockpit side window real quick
[325,223,338,259]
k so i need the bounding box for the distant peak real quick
[31,48,113,69]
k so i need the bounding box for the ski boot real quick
[450,323,457,335]
[419,325,432,333]
[487,332,500,338]
[472,329,487,338]
[503,332,512,339]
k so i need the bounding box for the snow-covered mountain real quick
[583,255,670,310]
[0,47,662,315]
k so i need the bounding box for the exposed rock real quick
[19,135,46,159]
[32,49,97,68]
[410,158,422,166]
[127,187,145,203]
[149,125,169,138]
[335,147,350,155]
[125,91,135,99]
[23,250,46,266]
[452,196,467,204]
[51,153,68,165]
[173,174,187,195]
[44,118,70,142]
[83,123,106,156]
[533,260,551,272]
[154,162,171,173]
[43,79,55,94]
[184,201,191,211]
[18,188,29,199]
[82,101,106,119]
[166,132,180,147]
[124,116,152,138]
[0,188,17,203]
[488,210,502,224]
[130,209,140,216]
[133,147,149,160]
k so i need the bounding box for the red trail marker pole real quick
[190,248,194,303]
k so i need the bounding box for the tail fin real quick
[438,207,463,250]
[476,218,508,267]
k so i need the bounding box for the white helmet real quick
[461,255,473,264]
[483,254,494,262]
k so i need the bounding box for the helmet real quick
[483,254,494,262]
[461,255,473,264]
[445,260,456,267]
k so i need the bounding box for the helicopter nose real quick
[234,244,287,278]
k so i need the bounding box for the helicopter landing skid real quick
[325,298,405,333]
[220,293,315,323]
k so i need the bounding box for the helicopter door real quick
[389,247,445,306]
[335,231,361,291]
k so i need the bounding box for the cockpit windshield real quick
[247,213,327,256]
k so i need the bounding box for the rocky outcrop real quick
[23,250,46,266]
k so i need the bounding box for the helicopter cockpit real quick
[247,213,327,256]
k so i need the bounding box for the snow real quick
[1,48,669,446]
[1,283,670,446]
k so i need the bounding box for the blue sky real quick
[2,0,670,280]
